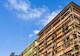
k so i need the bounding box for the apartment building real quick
[20,40,38,56]
[10,52,19,56]
[10,52,15,56]
[20,2,80,56]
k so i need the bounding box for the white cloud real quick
[5,0,49,20]
[38,9,61,26]
[28,29,40,38]
[33,30,40,34]
[6,0,30,12]
[28,34,34,38]
[17,7,48,20]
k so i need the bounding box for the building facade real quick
[20,40,38,56]
[10,52,15,56]
[20,2,80,56]
[10,52,19,56]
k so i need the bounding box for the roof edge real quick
[37,1,79,36]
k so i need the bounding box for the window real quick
[78,52,80,55]
[52,50,55,55]
[78,32,80,34]
[61,54,65,56]
[44,51,47,56]
[53,46,55,49]
[54,49,57,54]
[52,44,57,49]
[74,45,79,50]
[67,53,71,56]
[79,20,80,25]
[62,38,66,42]
[44,40,47,45]
[51,32,56,39]
[62,24,68,32]
[73,34,77,39]
[66,36,69,40]
[47,52,51,55]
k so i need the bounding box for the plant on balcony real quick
[67,52,72,56]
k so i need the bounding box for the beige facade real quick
[20,40,38,56]
[20,2,80,56]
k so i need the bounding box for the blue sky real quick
[0,0,80,56]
